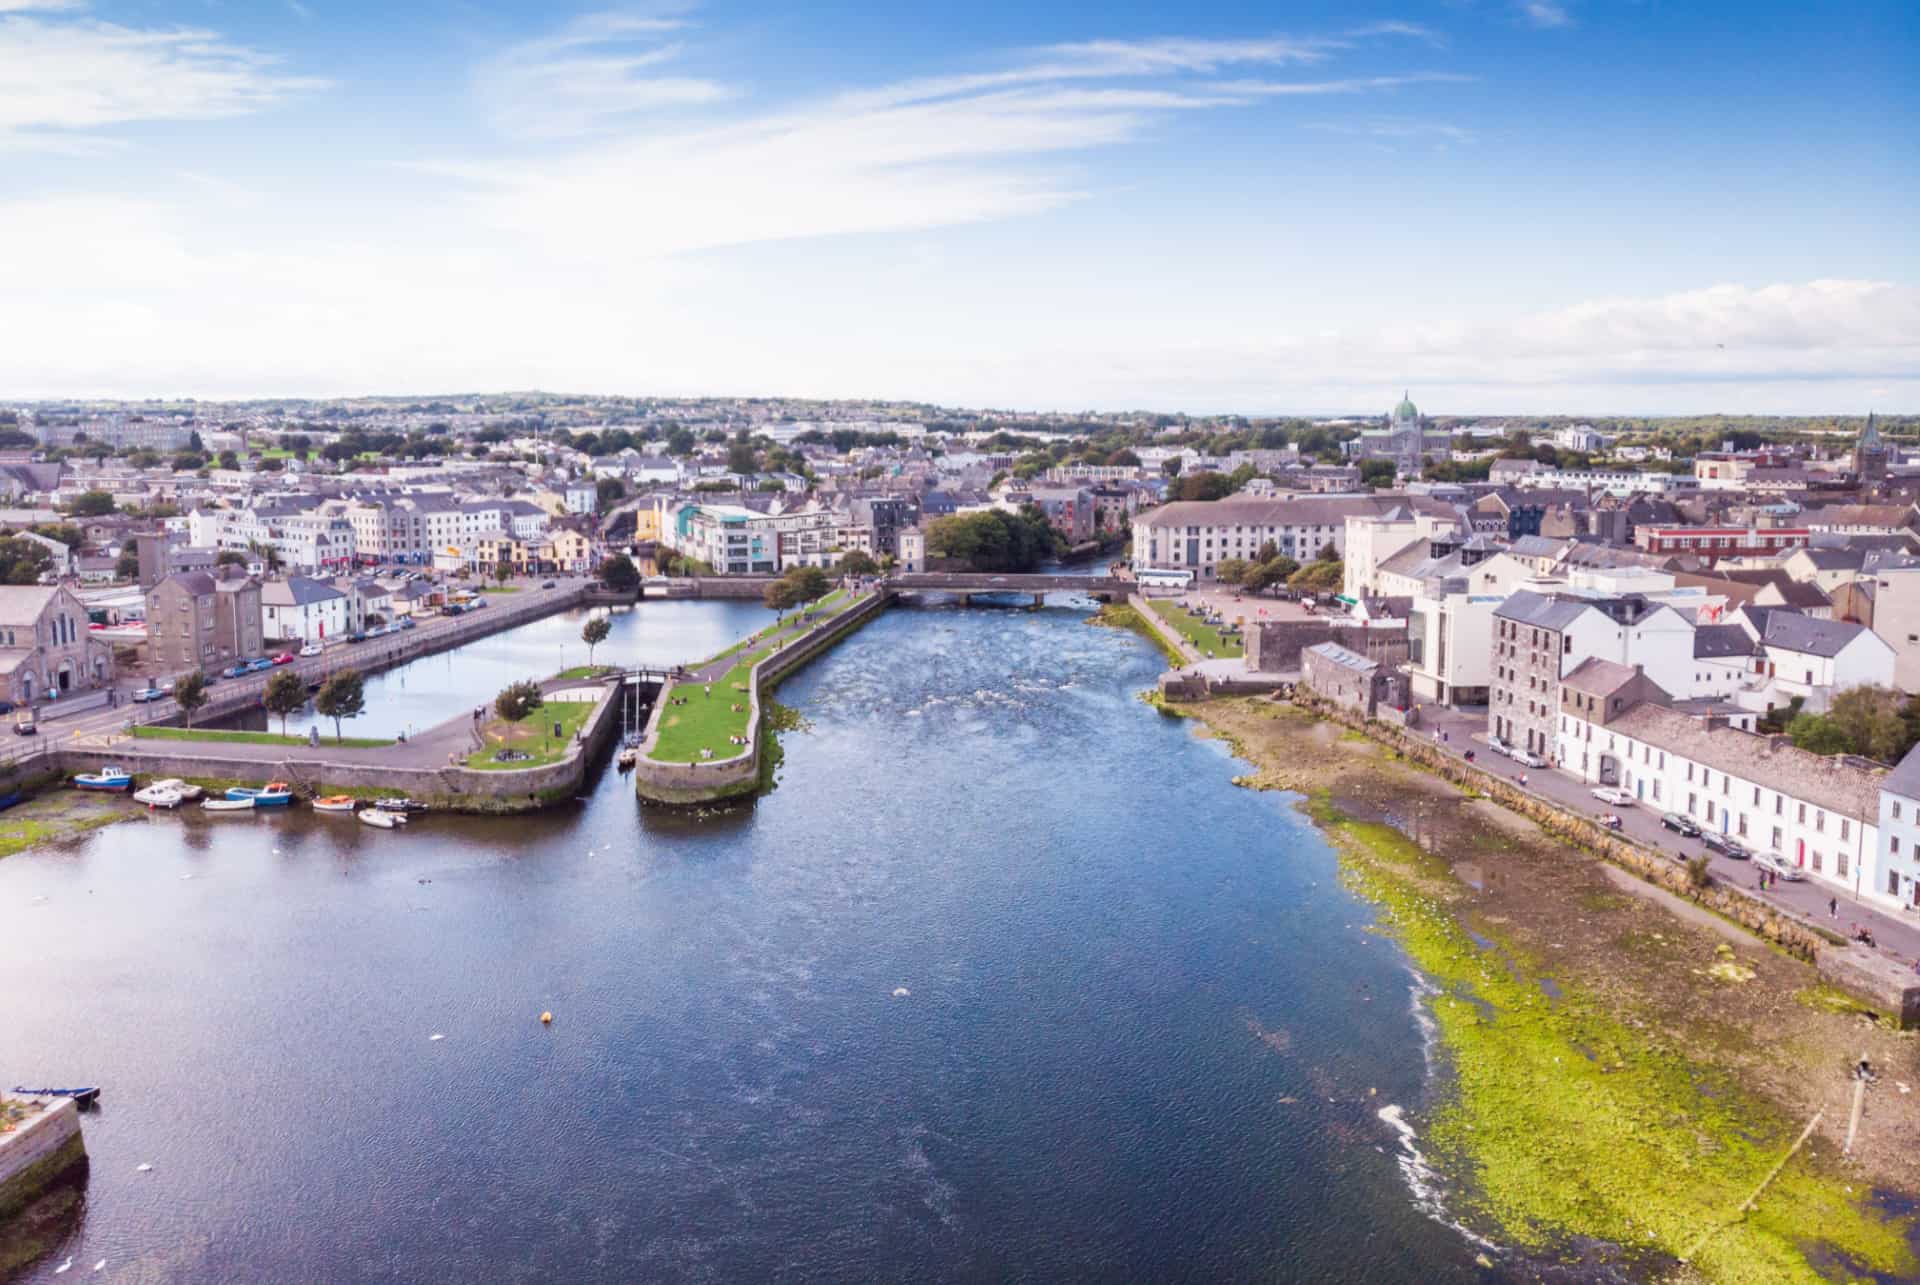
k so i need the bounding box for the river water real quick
[3,598,1489,1282]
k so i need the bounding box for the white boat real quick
[312,795,358,812]
[148,779,204,801]
[133,784,185,809]
[357,808,403,829]
[201,797,255,812]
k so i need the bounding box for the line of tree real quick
[925,505,1062,573]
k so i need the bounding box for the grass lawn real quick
[481,585,522,593]
[649,590,864,763]
[1148,599,1246,659]
[553,664,615,681]
[466,697,595,770]
[132,725,394,748]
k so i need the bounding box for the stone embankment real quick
[632,592,891,805]
[62,681,624,813]
[0,1095,86,1248]
[1289,688,1920,1025]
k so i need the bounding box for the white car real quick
[1487,735,1513,757]
[1510,749,1546,769]
[299,642,324,657]
[1591,787,1635,807]
[1756,853,1806,882]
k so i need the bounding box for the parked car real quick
[471,598,488,609]
[1488,735,1513,757]
[222,662,250,678]
[131,686,167,703]
[1756,852,1806,882]
[1591,787,1635,807]
[400,618,417,630]
[13,715,35,736]
[541,580,556,589]
[1660,812,1701,837]
[271,652,295,665]
[348,632,368,644]
[1510,749,1546,769]
[246,658,275,674]
[0,699,13,715]
[1701,831,1752,860]
[299,642,324,657]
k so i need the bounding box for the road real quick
[1414,702,1920,965]
[13,576,592,763]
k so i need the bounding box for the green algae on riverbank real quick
[1089,604,1180,666]
[1317,799,1916,1283]
[0,792,136,862]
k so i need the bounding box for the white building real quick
[1555,660,1887,906]
[261,576,349,643]
[1734,608,1896,711]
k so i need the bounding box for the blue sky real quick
[0,0,1914,414]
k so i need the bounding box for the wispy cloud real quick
[0,14,329,146]
[1308,117,1474,142]
[1219,73,1473,96]
[0,1,85,11]
[476,9,731,139]
[1520,2,1573,29]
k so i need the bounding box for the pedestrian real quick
[1830,896,1839,919]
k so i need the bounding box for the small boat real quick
[312,795,358,812]
[132,784,185,809]
[201,797,255,812]
[374,797,428,813]
[226,781,293,807]
[616,746,639,769]
[0,791,23,813]
[72,766,132,792]
[10,1086,100,1108]
[358,808,400,829]
[148,779,203,801]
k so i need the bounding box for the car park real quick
[1756,853,1805,882]
[1591,787,1635,807]
[1660,812,1700,837]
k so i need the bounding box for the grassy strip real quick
[553,665,615,681]
[132,725,394,749]
[649,591,865,763]
[1314,793,1914,1283]
[1147,599,1245,658]
[1089,603,1180,666]
[464,697,595,770]
[0,793,134,862]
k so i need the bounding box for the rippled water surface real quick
[4,599,1486,1282]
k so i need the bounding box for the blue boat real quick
[72,766,132,792]
[226,781,294,807]
[11,1086,101,1108]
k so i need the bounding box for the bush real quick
[494,679,545,722]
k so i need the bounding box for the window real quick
[1816,812,1825,834]
[1772,826,1783,851]
[1841,820,1850,841]
[1897,801,1905,821]
[1839,852,1850,878]
[1798,803,1806,823]
[1894,835,1903,855]
[1812,851,1823,873]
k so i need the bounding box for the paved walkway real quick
[1412,701,1920,966]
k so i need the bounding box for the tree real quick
[114,549,139,581]
[595,477,626,513]
[248,540,285,574]
[763,579,799,612]
[1171,470,1235,502]
[216,549,249,567]
[263,668,307,737]
[782,565,830,605]
[835,550,879,577]
[581,615,611,666]
[0,537,53,585]
[1788,685,1917,763]
[1288,560,1344,595]
[1685,854,1712,891]
[66,490,115,517]
[172,670,209,729]
[925,508,1059,573]
[1214,557,1252,586]
[1358,459,1398,489]
[217,450,240,471]
[30,524,83,550]
[601,552,640,592]
[314,670,366,743]
[1244,556,1299,594]
[494,679,544,722]
[1316,542,1339,562]
[494,560,514,585]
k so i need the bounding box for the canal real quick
[3,599,1486,1282]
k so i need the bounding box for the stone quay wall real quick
[632,592,891,805]
[56,682,623,813]
[0,1097,86,1223]
[1285,690,1920,1023]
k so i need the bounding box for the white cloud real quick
[0,14,329,144]
[476,10,730,139]
[0,1,85,11]
[1520,2,1573,29]
[1218,73,1473,96]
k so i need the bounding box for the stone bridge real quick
[884,572,1127,604]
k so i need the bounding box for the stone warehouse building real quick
[145,570,264,677]
[0,585,115,705]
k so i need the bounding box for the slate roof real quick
[1884,743,1920,803]
[1756,610,1869,658]
[261,575,344,607]
[1493,588,1589,631]
[1303,641,1377,672]
[1693,624,1757,659]
[1559,656,1640,698]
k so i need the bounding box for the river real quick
[3,598,1487,1282]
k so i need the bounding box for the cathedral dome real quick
[1392,391,1419,421]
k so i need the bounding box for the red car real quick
[271,652,296,665]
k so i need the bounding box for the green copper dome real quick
[1392,390,1419,421]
